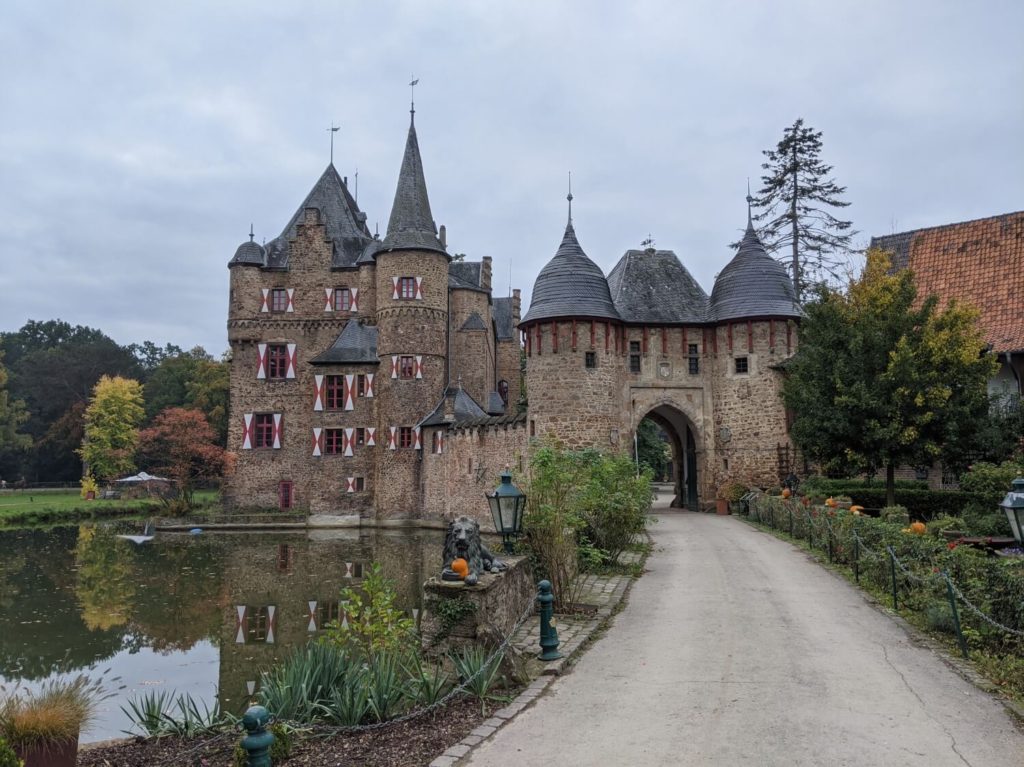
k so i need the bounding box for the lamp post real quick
[1000,478,1024,544]
[486,469,526,554]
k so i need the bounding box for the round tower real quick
[373,112,450,516]
[521,199,624,450]
[707,202,803,489]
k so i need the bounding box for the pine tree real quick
[751,118,856,298]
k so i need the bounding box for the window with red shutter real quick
[333,288,351,312]
[325,375,345,409]
[324,428,344,455]
[399,356,415,379]
[357,374,367,397]
[399,276,416,299]
[270,288,288,313]
[254,414,275,448]
[267,345,289,380]
[399,426,414,448]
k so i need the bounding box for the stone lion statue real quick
[442,516,506,585]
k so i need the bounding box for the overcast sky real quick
[1,1,1021,356]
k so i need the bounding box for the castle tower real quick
[373,112,450,516]
[707,204,803,489]
[521,202,624,449]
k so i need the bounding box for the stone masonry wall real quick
[449,288,495,408]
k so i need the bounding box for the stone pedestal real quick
[420,555,534,656]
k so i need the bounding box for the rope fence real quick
[746,493,1024,660]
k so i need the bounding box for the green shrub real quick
[451,646,505,715]
[960,461,1024,500]
[121,691,224,737]
[577,453,651,565]
[320,563,416,661]
[0,736,21,767]
[258,643,364,723]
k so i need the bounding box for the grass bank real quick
[0,490,219,528]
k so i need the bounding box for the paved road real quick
[464,508,1024,766]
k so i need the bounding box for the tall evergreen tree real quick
[751,119,856,298]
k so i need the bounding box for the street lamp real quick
[486,469,526,554]
[1000,478,1024,544]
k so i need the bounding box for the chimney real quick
[512,289,521,323]
[439,224,447,249]
[481,256,492,291]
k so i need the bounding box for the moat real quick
[0,521,444,742]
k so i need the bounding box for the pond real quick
[0,521,444,742]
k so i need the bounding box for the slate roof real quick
[241,164,372,270]
[420,384,489,426]
[459,312,487,331]
[486,391,506,415]
[521,221,621,324]
[231,239,265,266]
[871,211,1024,353]
[492,297,515,340]
[709,218,802,322]
[449,261,482,287]
[607,248,709,324]
[356,239,385,265]
[309,320,379,365]
[383,117,447,256]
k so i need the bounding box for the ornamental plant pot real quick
[716,499,730,515]
[14,735,79,767]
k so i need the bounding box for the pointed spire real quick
[745,179,754,231]
[383,112,446,255]
[567,171,574,226]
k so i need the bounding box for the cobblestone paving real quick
[429,547,645,767]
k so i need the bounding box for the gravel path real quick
[463,511,1024,766]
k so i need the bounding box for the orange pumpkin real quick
[451,558,469,578]
[909,521,927,535]
[825,497,837,508]
[781,488,792,499]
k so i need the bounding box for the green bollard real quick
[944,573,969,659]
[537,580,563,661]
[241,705,275,767]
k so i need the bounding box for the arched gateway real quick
[520,197,804,508]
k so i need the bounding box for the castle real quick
[225,112,801,520]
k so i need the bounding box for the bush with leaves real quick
[576,452,652,565]
[320,563,416,661]
[959,460,1024,501]
[0,736,21,767]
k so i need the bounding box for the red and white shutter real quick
[313,375,325,411]
[311,427,323,457]
[272,413,283,449]
[434,431,444,454]
[344,427,355,457]
[286,343,297,379]
[242,414,254,449]
[366,427,376,446]
[266,605,277,643]
[260,288,270,313]
[345,477,356,493]
[365,373,375,397]
[391,355,399,379]
[324,288,334,312]
[391,276,400,299]
[235,605,248,643]
[344,374,355,410]
[350,288,359,312]
[285,289,295,313]
[388,426,397,450]
[413,426,422,450]
[256,343,268,379]
[307,601,318,632]
[414,276,423,300]
[415,355,424,379]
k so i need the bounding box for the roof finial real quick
[567,171,574,225]
[409,76,419,120]
[327,123,340,165]
[641,234,654,250]
[746,178,754,228]
[249,223,254,242]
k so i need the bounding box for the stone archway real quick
[638,404,700,510]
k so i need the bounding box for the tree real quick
[750,118,857,298]
[142,348,229,446]
[79,375,145,483]
[137,408,232,511]
[781,249,997,505]
[0,350,30,464]
[635,419,670,480]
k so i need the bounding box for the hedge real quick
[802,485,993,521]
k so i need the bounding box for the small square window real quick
[400,356,416,379]
[735,357,749,374]
[354,476,366,492]
[585,351,596,369]
[270,288,288,312]
[334,287,351,312]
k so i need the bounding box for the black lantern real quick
[1000,478,1024,544]
[486,470,526,554]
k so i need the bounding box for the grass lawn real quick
[0,490,219,526]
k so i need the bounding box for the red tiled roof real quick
[871,212,1024,353]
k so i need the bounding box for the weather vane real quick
[327,123,340,164]
[567,170,573,223]
[410,76,419,116]
[641,234,655,249]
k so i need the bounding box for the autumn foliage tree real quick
[137,408,232,512]
[782,249,997,505]
[79,375,145,483]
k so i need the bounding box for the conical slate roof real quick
[260,164,373,269]
[709,217,802,322]
[607,248,709,323]
[230,239,265,266]
[521,221,620,324]
[383,117,447,255]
